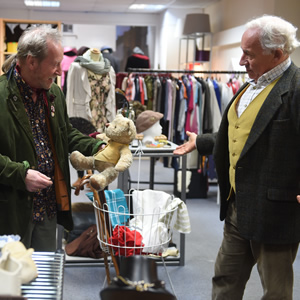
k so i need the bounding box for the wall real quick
[1,1,299,72]
[273,0,300,65]
[62,24,156,72]
[157,0,300,72]
[157,8,205,70]
[0,8,160,70]
[0,8,159,27]
[0,6,204,71]
[205,0,300,73]
[62,24,116,51]
[207,0,275,32]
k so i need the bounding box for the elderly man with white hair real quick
[174,15,300,299]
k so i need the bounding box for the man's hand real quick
[25,169,53,192]
[98,143,107,151]
[173,131,197,155]
[297,195,300,204]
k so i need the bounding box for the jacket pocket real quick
[268,188,299,202]
[271,118,291,130]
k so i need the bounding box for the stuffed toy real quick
[70,114,136,191]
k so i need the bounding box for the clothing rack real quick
[127,68,247,74]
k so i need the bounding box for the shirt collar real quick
[247,57,291,86]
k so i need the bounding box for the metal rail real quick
[21,252,65,300]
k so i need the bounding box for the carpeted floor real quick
[63,158,300,300]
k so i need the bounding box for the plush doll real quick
[70,114,136,191]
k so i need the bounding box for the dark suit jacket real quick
[196,62,300,244]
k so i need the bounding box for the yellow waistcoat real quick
[228,78,280,192]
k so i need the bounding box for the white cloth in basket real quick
[129,189,191,254]
[130,189,172,253]
[160,197,191,234]
[129,218,169,254]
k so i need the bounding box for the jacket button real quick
[13,95,18,101]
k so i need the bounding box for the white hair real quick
[246,15,300,54]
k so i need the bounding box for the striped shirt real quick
[237,57,291,118]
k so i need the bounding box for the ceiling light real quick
[129,4,146,9]
[24,0,60,7]
[129,4,165,11]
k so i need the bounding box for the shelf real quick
[0,18,61,75]
[4,52,17,55]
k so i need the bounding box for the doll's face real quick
[143,121,162,137]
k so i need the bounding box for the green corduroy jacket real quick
[0,68,103,238]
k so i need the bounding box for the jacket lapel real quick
[8,92,36,152]
[6,70,36,148]
[240,63,297,159]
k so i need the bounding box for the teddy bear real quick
[70,114,136,191]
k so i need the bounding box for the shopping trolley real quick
[93,188,178,300]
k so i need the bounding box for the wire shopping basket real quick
[93,190,178,258]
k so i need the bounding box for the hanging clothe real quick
[66,52,116,133]
[120,69,246,143]
[61,47,77,89]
